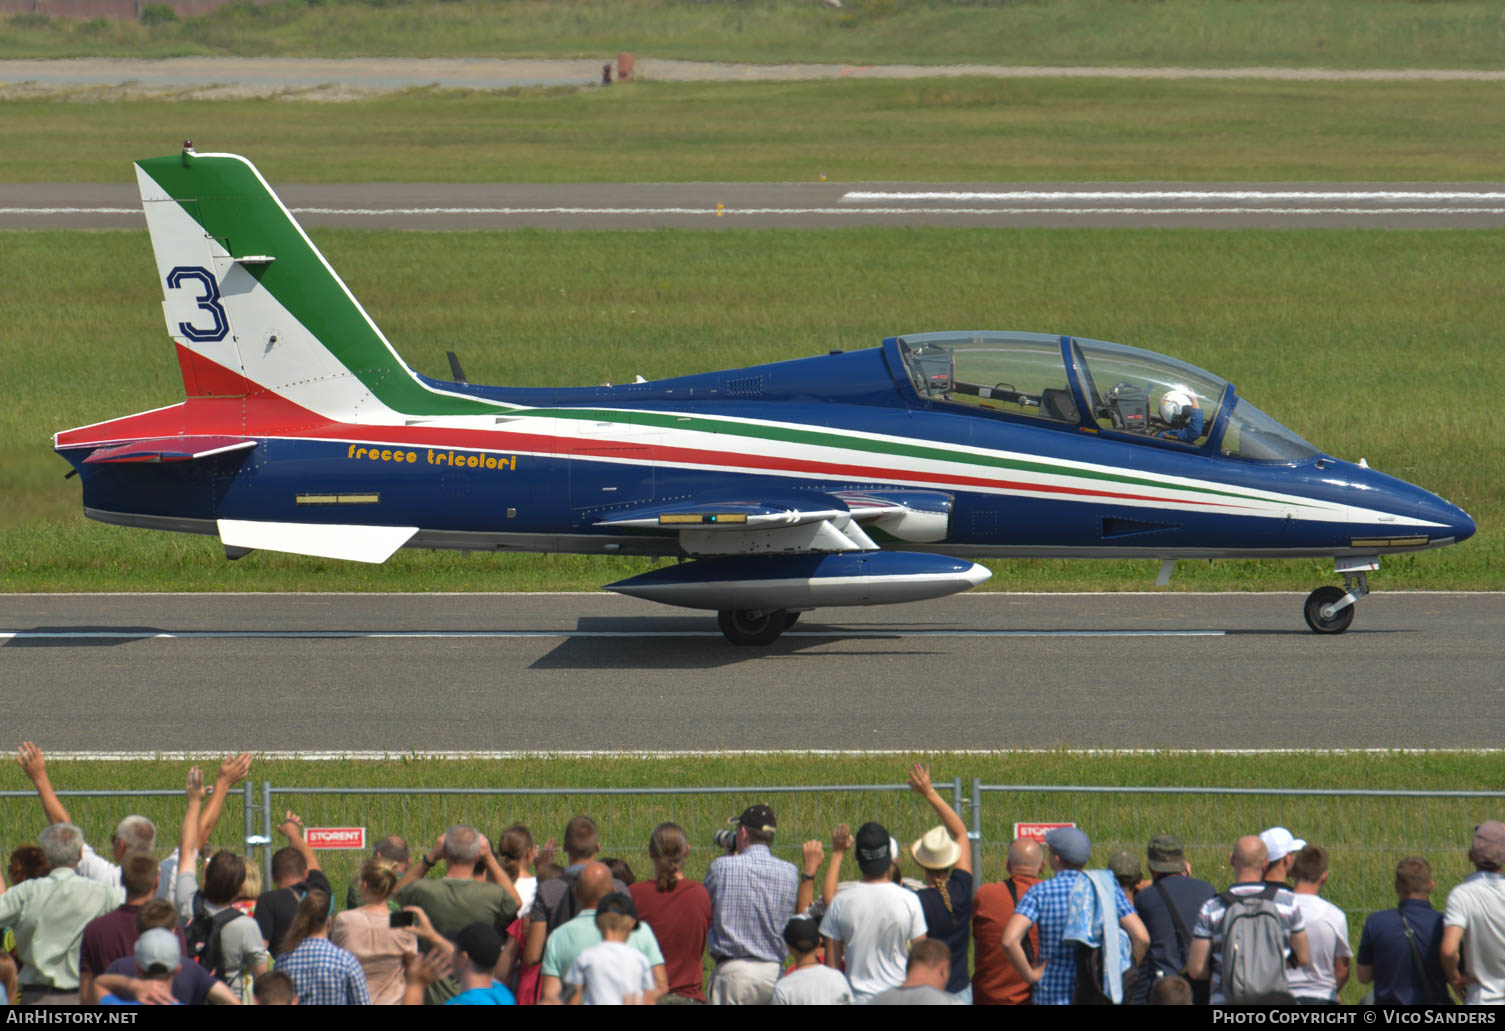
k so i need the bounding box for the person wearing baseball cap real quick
[1441,820,1505,1004]
[703,803,799,1005]
[769,917,854,1005]
[1259,826,1307,885]
[90,926,240,1006]
[1133,833,1214,1005]
[1001,826,1150,1005]
[445,923,516,1005]
[905,763,974,1000]
[818,820,929,1004]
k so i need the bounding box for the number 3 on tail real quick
[166,266,229,342]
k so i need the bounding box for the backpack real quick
[184,890,242,981]
[1217,885,1291,1004]
[543,869,584,934]
[1072,942,1142,1005]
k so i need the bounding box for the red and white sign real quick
[306,827,366,850]
[1013,821,1075,843]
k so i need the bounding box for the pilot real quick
[1157,389,1204,443]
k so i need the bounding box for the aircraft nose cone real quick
[1420,495,1476,544]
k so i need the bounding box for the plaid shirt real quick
[703,844,799,964]
[276,937,371,1006]
[1015,870,1134,1006]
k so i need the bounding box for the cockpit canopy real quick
[896,331,1319,463]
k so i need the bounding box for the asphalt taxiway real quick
[3,592,1501,752]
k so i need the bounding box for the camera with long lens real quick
[713,829,738,852]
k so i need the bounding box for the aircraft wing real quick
[80,436,257,464]
[595,488,952,555]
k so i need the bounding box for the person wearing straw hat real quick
[907,763,974,1002]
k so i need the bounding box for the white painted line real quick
[0,628,1224,641]
[29,748,1505,760]
[0,207,140,214]
[842,190,1505,202]
[6,590,1502,597]
[8,204,1505,219]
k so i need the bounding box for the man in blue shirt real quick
[1134,832,1215,1004]
[1357,857,1452,1004]
[703,804,798,1005]
[1001,827,1150,1005]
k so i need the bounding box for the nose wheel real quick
[1303,561,1373,634]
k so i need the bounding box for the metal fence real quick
[5,778,1502,941]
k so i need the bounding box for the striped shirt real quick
[703,845,799,964]
[276,937,371,1006]
[1192,881,1306,1004]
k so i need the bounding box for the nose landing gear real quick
[1303,557,1376,634]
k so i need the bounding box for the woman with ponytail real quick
[628,822,712,1003]
[331,858,418,1004]
[907,762,974,1002]
[277,890,370,1005]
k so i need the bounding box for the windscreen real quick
[1219,398,1321,463]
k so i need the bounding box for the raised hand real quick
[832,823,853,852]
[907,762,934,796]
[277,811,305,839]
[185,766,206,802]
[17,741,47,783]
[217,752,252,785]
[801,839,825,876]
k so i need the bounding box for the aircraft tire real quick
[1303,586,1355,634]
[717,608,789,646]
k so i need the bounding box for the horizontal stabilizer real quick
[82,437,257,464]
[216,519,417,564]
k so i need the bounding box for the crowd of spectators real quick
[1,745,1502,1007]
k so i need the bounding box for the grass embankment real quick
[5,0,1505,68]
[5,78,1505,183]
[0,751,1496,1003]
[1,227,1498,593]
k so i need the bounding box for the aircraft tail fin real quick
[134,149,496,419]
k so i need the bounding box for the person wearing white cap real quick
[1259,827,1306,885]
[906,763,974,1002]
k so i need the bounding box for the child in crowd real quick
[563,894,659,1005]
[770,917,853,1005]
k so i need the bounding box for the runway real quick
[9,182,1505,230]
[5,57,1503,97]
[3,592,1501,752]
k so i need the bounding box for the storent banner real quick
[306,827,366,850]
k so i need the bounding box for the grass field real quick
[0,750,1497,1004]
[7,0,1505,69]
[6,77,1505,183]
[1,226,1498,593]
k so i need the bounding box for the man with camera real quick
[702,804,799,1005]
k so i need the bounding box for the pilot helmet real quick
[1159,388,1194,426]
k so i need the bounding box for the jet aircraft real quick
[54,149,1476,644]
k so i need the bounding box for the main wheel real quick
[1303,586,1355,634]
[717,608,789,646]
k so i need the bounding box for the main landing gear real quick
[717,608,801,646]
[1303,558,1376,635]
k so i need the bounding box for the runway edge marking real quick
[31,748,1505,761]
